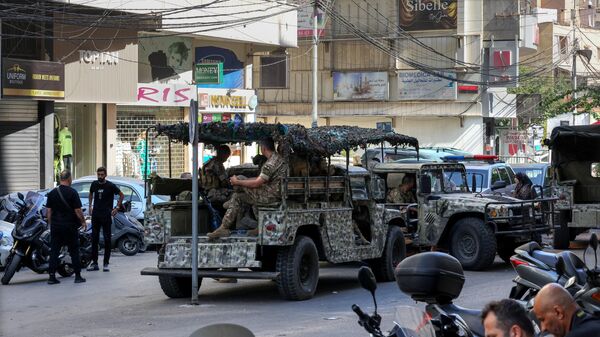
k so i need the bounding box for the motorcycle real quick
[353,252,485,337]
[85,201,146,256]
[509,241,587,301]
[1,192,92,285]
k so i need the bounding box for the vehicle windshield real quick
[423,167,469,193]
[393,306,435,337]
[466,169,488,190]
[24,192,45,218]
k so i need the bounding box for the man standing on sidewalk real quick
[46,170,86,284]
[87,167,124,272]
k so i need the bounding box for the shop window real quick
[260,55,288,88]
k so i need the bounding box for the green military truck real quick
[546,125,600,249]
[141,123,418,300]
[370,161,556,270]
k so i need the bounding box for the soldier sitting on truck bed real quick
[208,139,287,239]
[199,145,232,204]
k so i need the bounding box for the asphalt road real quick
[0,240,594,337]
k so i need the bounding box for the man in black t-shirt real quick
[87,167,124,272]
[46,170,87,284]
[534,283,600,337]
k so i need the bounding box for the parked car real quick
[361,147,471,166]
[71,176,168,224]
[511,163,552,197]
[463,161,517,195]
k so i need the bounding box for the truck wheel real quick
[449,218,496,270]
[158,275,202,298]
[1,253,21,285]
[497,238,519,264]
[118,236,140,256]
[369,226,406,282]
[276,235,319,301]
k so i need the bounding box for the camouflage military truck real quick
[546,125,600,249]
[140,123,418,301]
[370,161,556,270]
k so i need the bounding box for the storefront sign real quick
[195,63,223,84]
[2,58,65,98]
[196,88,258,113]
[398,70,456,100]
[79,50,119,65]
[399,0,457,31]
[333,72,388,101]
[195,46,244,89]
[139,34,192,84]
[500,130,528,156]
[136,83,195,106]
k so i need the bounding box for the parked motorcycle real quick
[509,241,587,301]
[353,252,485,337]
[85,201,145,256]
[1,192,92,285]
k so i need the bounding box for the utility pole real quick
[572,0,578,125]
[311,0,319,128]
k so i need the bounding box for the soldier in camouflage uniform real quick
[200,145,232,204]
[208,139,287,238]
[387,174,416,203]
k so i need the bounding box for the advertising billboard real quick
[2,58,64,98]
[333,72,388,101]
[398,70,456,100]
[399,0,457,31]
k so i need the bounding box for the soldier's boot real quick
[207,225,231,239]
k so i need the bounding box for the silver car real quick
[71,176,168,223]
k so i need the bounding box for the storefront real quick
[0,58,64,194]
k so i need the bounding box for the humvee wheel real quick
[276,235,319,301]
[369,226,406,282]
[158,275,201,298]
[449,217,496,270]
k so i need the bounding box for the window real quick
[506,166,516,183]
[350,177,369,200]
[498,168,512,185]
[467,170,488,190]
[559,36,569,55]
[260,55,288,88]
[491,168,502,185]
[72,182,92,199]
[117,185,141,202]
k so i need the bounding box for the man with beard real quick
[87,167,124,272]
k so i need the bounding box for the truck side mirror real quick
[471,175,477,193]
[419,175,432,194]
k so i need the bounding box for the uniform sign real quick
[2,58,65,98]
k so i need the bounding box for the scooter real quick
[85,201,145,256]
[1,192,91,284]
[353,252,485,337]
[508,241,587,302]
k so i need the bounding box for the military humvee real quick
[370,161,556,270]
[546,125,600,249]
[140,123,418,300]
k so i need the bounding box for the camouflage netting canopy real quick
[286,125,419,157]
[154,122,419,157]
[155,122,289,145]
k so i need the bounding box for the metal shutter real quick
[0,101,40,195]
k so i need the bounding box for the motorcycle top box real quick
[394,252,465,304]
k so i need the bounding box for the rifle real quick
[198,188,222,230]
